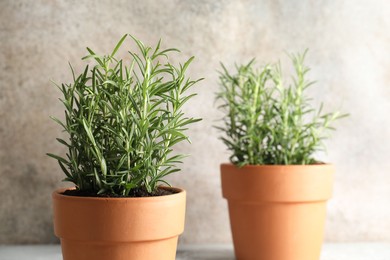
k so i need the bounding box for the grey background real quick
[0,0,389,244]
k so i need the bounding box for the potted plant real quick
[48,34,201,260]
[216,51,347,260]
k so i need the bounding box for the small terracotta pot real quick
[52,187,186,260]
[221,163,334,260]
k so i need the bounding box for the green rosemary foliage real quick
[216,51,347,166]
[48,34,201,196]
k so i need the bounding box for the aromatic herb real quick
[216,51,347,166]
[48,34,201,196]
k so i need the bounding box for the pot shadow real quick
[177,247,235,260]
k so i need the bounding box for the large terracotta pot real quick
[221,163,334,260]
[52,187,186,260]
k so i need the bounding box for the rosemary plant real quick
[216,51,347,166]
[48,34,201,196]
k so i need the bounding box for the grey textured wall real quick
[1,0,390,244]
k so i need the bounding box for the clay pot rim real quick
[53,186,185,202]
[221,162,334,201]
[221,162,333,168]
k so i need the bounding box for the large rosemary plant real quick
[217,51,347,166]
[48,35,201,196]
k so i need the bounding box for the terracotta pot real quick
[221,163,334,260]
[52,187,186,260]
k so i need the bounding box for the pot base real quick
[61,237,178,260]
[229,200,326,260]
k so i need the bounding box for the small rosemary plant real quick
[216,51,347,166]
[48,34,201,196]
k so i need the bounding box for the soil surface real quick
[62,187,176,198]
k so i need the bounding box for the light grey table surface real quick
[0,243,389,260]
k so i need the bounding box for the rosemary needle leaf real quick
[48,34,201,196]
[216,52,347,166]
